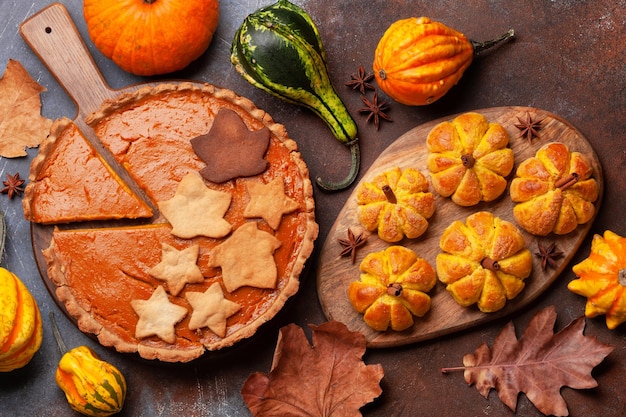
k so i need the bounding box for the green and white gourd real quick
[231,0,359,191]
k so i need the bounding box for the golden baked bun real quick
[356,167,435,242]
[510,142,598,236]
[348,246,436,331]
[436,211,533,313]
[426,112,514,206]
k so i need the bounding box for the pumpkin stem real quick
[471,29,515,55]
[461,154,475,168]
[381,185,398,204]
[481,257,501,271]
[555,172,579,190]
[387,283,403,296]
[316,140,360,191]
[49,311,69,355]
[619,269,626,286]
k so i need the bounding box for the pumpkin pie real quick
[28,82,318,362]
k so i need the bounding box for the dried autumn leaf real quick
[0,59,52,157]
[241,321,384,417]
[442,306,614,416]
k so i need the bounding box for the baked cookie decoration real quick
[28,83,318,362]
[436,211,533,313]
[348,246,437,331]
[510,142,599,236]
[356,167,435,243]
[426,112,514,206]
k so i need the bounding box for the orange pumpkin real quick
[568,230,626,329]
[0,268,43,372]
[373,17,514,106]
[84,0,220,76]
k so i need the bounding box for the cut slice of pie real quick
[32,82,318,362]
[23,117,152,223]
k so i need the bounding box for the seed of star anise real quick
[514,112,544,144]
[535,242,564,271]
[345,65,375,94]
[1,172,25,199]
[358,92,392,130]
[338,228,367,264]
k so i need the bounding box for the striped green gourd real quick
[50,312,127,416]
[231,0,359,191]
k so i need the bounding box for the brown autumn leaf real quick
[0,59,53,158]
[241,320,384,417]
[442,305,614,416]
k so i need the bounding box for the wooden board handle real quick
[19,2,114,116]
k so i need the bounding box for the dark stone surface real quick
[1,1,624,416]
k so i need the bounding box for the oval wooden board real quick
[316,106,603,349]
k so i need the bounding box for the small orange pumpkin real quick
[84,0,220,76]
[373,17,513,106]
[568,230,626,329]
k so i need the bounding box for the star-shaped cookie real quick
[131,286,188,344]
[208,222,282,293]
[243,177,300,229]
[186,283,241,337]
[149,243,204,296]
[158,172,232,239]
[190,108,270,183]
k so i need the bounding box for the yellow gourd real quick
[0,267,43,372]
[50,313,127,416]
[568,230,626,329]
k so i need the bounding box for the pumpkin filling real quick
[28,83,318,362]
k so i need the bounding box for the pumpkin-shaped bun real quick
[348,246,437,331]
[568,230,626,329]
[510,142,598,236]
[356,167,435,242]
[426,112,514,206]
[436,211,533,313]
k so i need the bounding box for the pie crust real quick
[28,82,318,362]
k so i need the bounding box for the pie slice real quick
[33,83,318,362]
[23,117,152,223]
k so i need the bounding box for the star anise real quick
[514,112,544,144]
[338,228,367,264]
[1,172,25,199]
[535,242,564,271]
[345,65,375,94]
[358,92,392,130]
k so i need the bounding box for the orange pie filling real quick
[29,83,317,362]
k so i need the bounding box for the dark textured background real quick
[1,1,625,416]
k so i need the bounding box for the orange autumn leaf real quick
[442,306,614,416]
[242,321,384,417]
[0,59,53,157]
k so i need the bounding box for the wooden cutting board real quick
[316,106,603,348]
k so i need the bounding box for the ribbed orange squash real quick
[373,17,514,106]
[373,17,474,106]
[84,0,220,76]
